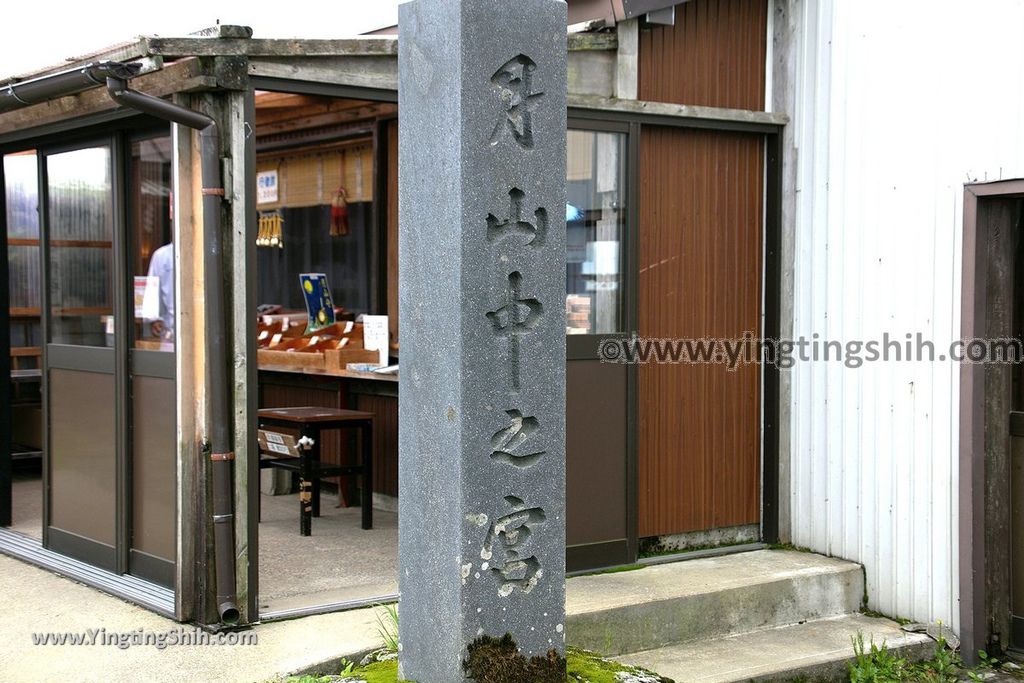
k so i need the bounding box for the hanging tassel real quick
[330,150,350,236]
[257,211,285,248]
[257,213,267,247]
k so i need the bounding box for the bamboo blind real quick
[256,144,374,210]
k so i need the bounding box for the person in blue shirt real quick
[146,243,174,340]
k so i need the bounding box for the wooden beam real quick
[4,30,611,89]
[254,97,377,126]
[0,58,215,137]
[226,89,258,623]
[252,93,324,109]
[568,32,618,51]
[249,56,398,92]
[256,103,396,137]
[568,94,790,127]
[144,37,399,58]
[172,91,198,624]
[145,33,609,61]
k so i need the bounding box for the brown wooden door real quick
[637,126,763,538]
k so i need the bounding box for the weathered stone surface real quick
[397,0,568,680]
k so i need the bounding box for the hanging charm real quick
[257,210,285,248]
[330,150,350,237]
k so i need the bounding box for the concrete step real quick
[566,550,863,656]
[614,613,935,683]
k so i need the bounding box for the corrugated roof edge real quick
[0,24,252,86]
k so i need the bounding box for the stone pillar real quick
[398,1,567,681]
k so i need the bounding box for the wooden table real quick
[258,365,399,505]
[257,406,374,536]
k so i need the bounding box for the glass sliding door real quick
[127,134,175,586]
[43,142,120,570]
[2,151,45,539]
[564,123,636,570]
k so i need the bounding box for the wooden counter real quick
[258,364,398,383]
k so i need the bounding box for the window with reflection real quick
[130,136,174,351]
[47,146,114,347]
[566,130,626,335]
[4,152,42,364]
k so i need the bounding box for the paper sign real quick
[362,315,389,366]
[257,170,278,204]
[134,275,160,320]
[299,273,336,333]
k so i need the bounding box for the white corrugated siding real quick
[787,0,1024,632]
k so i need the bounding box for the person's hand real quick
[150,320,164,337]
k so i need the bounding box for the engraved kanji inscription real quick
[491,409,545,468]
[486,271,543,391]
[480,495,546,597]
[487,188,548,247]
[489,54,544,149]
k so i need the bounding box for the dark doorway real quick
[960,180,1024,660]
[1010,198,1024,651]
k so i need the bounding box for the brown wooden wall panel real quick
[354,392,399,497]
[638,126,762,538]
[638,0,768,111]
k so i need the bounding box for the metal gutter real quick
[0,62,140,114]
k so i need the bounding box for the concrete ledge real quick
[615,613,935,683]
[566,550,864,656]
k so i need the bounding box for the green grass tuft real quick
[285,647,670,683]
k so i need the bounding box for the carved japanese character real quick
[480,496,546,597]
[490,409,544,468]
[486,271,543,391]
[487,188,548,246]
[489,54,544,149]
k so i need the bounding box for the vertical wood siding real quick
[638,0,768,111]
[785,0,1024,632]
[638,127,763,537]
[354,392,399,497]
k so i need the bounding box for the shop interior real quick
[252,91,400,615]
[2,89,627,617]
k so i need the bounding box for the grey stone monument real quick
[398,0,567,680]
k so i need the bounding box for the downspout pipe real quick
[107,77,240,626]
